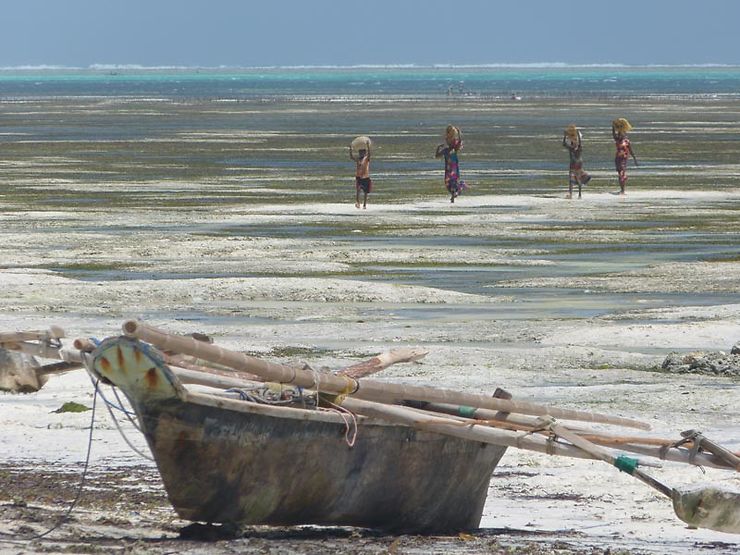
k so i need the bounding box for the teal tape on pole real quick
[458,406,477,418]
[614,455,639,475]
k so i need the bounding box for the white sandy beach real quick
[2,187,739,553]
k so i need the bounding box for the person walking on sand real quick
[562,124,591,199]
[612,118,638,195]
[435,125,467,203]
[349,139,372,209]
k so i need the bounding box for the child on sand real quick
[562,124,591,199]
[435,125,467,203]
[612,118,638,195]
[349,140,372,209]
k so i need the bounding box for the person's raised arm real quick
[349,146,357,161]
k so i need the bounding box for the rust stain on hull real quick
[99,357,111,375]
[116,346,127,374]
[145,367,159,389]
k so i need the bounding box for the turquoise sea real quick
[2,65,740,98]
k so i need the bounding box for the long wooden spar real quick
[121,320,650,430]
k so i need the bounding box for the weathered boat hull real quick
[89,337,507,533]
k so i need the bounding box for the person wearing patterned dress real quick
[435,125,467,203]
[562,124,591,199]
[612,118,638,195]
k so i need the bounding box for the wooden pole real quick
[338,397,658,465]
[88,340,732,472]
[0,326,64,345]
[337,347,428,379]
[551,422,672,497]
[176,366,735,469]
[551,423,740,534]
[418,402,740,455]
[1,340,63,360]
[122,320,650,430]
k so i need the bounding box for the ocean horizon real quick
[2,62,740,70]
[1,64,739,99]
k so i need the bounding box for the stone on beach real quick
[662,348,740,377]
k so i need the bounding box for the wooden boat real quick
[86,336,508,533]
[7,322,737,534]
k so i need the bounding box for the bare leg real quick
[355,187,361,208]
[363,191,368,209]
[567,172,573,199]
[617,164,627,195]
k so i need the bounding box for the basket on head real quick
[445,125,461,147]
[612,118,633,134]
[351,136,372,152]
[564,124,581,147]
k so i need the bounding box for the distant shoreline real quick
[1,63,740,72]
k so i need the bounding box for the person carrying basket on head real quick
[350,136,372,209]
[435,125,467,203]
[612,118,638,195]
[562,124,592,199]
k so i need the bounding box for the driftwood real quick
[122,320,650,430]
[337,347,428,379]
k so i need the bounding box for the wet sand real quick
[1,95,739,553]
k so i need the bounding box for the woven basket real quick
[351,136,372,152]
[612,118,633,134]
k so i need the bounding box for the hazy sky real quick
[2,0,739,67]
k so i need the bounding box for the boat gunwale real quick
[182,387,411,428]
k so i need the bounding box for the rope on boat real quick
[535,416,646,476]
[224,386,317,406]
[657,433,707,474]
[110,386,143,430]
[514,416,559,454]
[321,400,359,447]
[99,388,154,462]
[0,380,100,544]
[82,371,153,461]
[222,377,359,447]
